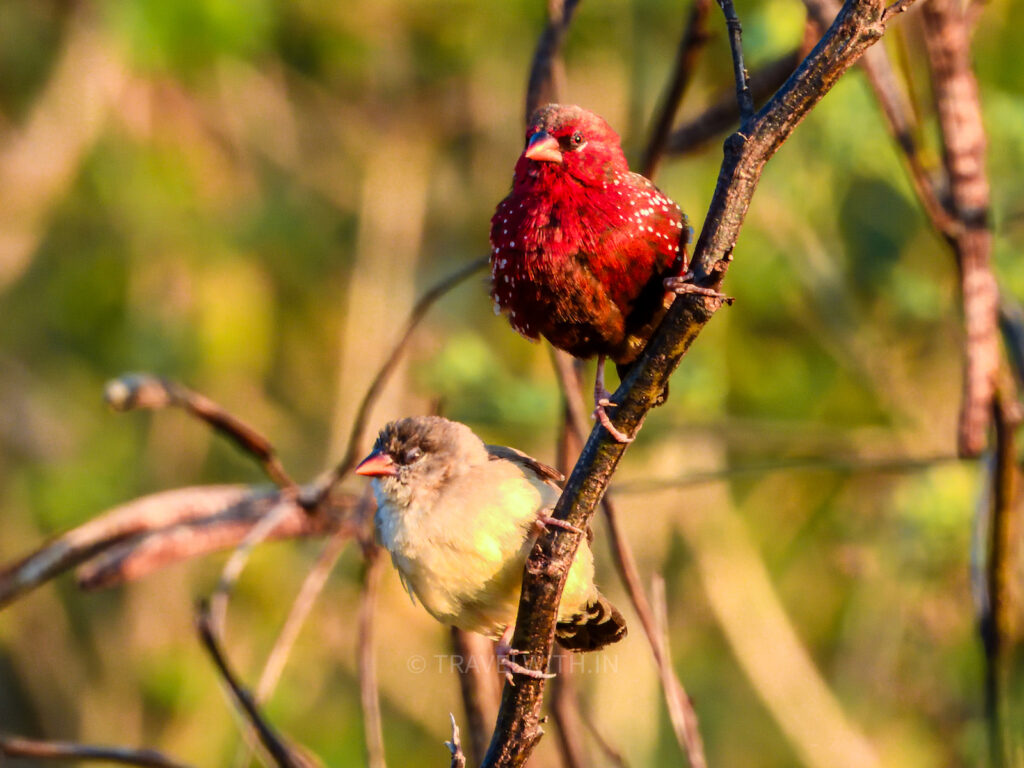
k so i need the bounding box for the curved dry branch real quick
[551,350,703,766]
[524,0,582,120]
[105,374,295,489]
[311,257,487,501]
[0,485,251,608]
[920,0,998,459]
[196,603,321,768]
[483,3,910,765]
[0,735,192,768]
[641,0,713,179]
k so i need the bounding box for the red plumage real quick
[490,103,689,368]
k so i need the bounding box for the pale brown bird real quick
[355,416,626,680]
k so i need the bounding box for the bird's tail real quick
[555,593,627,652]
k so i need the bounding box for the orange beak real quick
[523,131,563,164]
[354,451,397,477]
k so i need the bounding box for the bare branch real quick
[450,628,501,767]
[921,0,998,457]
[651,576,707,768]
[641,0,713,179]
[980,394,1021,768]
[358,549,387,768]
[75,488,357,591]
[310,257,487,502]
[0,485,252,607]
[483,3,904,765]
[665,51,801,156]
[105,374,295,489]
[525,0,582,120]
[0,735,192,768]
[716,0,755,125]
[552,351,704,767]
[196,602,321,768]
[548,645,589,768]
[256,527,354,703]
[206,490,300,637]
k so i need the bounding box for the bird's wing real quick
[484,445,564,488]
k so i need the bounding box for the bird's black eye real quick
[570,131,584,148]
[402,446,424,465]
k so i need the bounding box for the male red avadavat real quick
[490,103,724,441]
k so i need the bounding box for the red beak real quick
[354,451,397,477]
[523,131,563,164]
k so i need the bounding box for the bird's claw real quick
[535,515,585,536]
[593,403,635,443]
[499,653,556,685]
[664,273,734,305]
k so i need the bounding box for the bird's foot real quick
[497,627,556,685]
[593,401,635,443]
[593,355,635,443]
[497,649,556,686]
[664,272,734,305]
[535,515,584,536]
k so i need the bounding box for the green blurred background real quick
[1,0,1023,765]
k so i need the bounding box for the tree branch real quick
[196,602,320,768]
[358,548,386,768]
[641,0,713,179]
[665,50,801,156]
[483,3,908,765]
[524,0,582,120]
[104,374,295,489]
[716,0,755,125]
[0,735,192,768]
[551,350,704,766]
[921,0,998,457]
[310,257,487,503]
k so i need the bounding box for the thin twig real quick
[612,452,961,494]
[483,4,909,765]
[0,735,193,768]
[105,374,295,489]
[548,645,589,768]
[207,489,300,637]
[524,0,582,121]
[552,350,705,767]
[549,404,592,768]
[981,394,1019,768]
[665,51,801,156]
[716,0,755,125]
[450,628,501,767]
[196,602,320,768]
[921,0,998,457]
[641,0,713,179]
[358,548,386,768]
[255,527,355,703]
[310,257,487,503]
[651,576,707,768]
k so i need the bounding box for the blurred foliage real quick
[0,0,1022,766]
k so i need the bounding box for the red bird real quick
[490,103,713,441]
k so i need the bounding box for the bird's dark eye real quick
[570,131,584,148]
[402,446,424,464]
